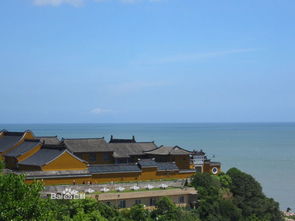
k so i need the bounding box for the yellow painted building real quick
[0,131,220,186]
[4,139,42,169]
[0,130,35,160]
[18,147,88,171]
[144,145,193,170]
[92,187,197,209]
[24,160,195,185]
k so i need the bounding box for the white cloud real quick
[33,0,84,7]
[90,107,113,115]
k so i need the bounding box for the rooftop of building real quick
[94,187,197,201]
[109,135,136,143]
[36,136,60,145]
[89,163,141,174]
[137,159,179,172]
[0,131,26,152]
[62,137,109,153]
[18,148,66,167]
[5,139,41,158]
[144,145,193,156]
[109,142,157,158]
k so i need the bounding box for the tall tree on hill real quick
[227,168,283,221]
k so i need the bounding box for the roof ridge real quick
[23,139,41,142]
[62,137,105,140]
[2,131,25,136]
[90,163,137,167]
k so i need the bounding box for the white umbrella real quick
[116,186,125,192]
[159,184,168,189]
[85,188,95,193]
[145,184,154,190]
[100,187,110,192]
[130,185,140,191]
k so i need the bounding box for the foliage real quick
[0,173,46,221]
[191,169,283,221]
[0,160,4,172]
[152,197,200,221]
[121,204,151,221]
[216,172,232,189]
[0,159,283,221]
[227,168,283,221]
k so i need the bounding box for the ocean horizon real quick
[1,122,294,210]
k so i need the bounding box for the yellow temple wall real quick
[24,168,194,185]
[76,152,114,164]
[42,151,87,171]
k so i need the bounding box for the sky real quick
[0,0,295,123]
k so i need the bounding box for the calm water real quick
[1,123,294,210]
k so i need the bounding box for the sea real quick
[1,123,294,210]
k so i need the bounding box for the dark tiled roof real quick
[109,135,136,143]
[137,159,179,172]
[109,142,157,158]
[138,159,158,168]
[89,164,141,174]
[156,162,179,172]
[63,138,109,153]
[2,131,24,136]
[36,136,60,145]
[42,143,66,150]
[5,140,41,157]
[0,132,24,152]
[192,149,206,156]
[18,148,65,167]
[145,145,192,155]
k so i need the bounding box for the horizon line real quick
[1,121,295,125]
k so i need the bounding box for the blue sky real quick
[0,0,295,123]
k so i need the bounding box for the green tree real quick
[120,204,151,221]
[0,173,47,221]
[151,197,180,221]
[227,168,283,221]
[0,160,4,172]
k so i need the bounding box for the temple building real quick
[62,138,112,164]
[4,139,42,169]
[107,137,157,164]
[0,130,35,160]
[17,144,88,171]
[144,145,193,170]
[0,130,221,185]
[36,136,60,145]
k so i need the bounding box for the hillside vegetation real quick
[0,161,283,221]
